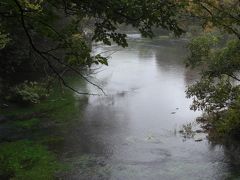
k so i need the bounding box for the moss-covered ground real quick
[0,76,88,179]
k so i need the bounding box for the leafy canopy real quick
[0,0,185,94]
[186,34,240,136]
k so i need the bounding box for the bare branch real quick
[42,51,106,95]
[13,0,100,96]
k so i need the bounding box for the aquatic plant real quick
[0,140,60,180]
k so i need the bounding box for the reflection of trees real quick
[153,41,191,87]
[129,39,188,68]
[137,47,155,59]
[208,139,240,178]
[128,40,155,59]
[61,91,130,154]
[154,42,186,69]
[142,40,200,86]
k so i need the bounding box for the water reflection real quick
[60,37,239,179]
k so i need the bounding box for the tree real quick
[181,0,240,38]
[186,35,240,136]
[181,0,240,137]
[0,0,184,95]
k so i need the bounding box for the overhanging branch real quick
[13,0,102,96]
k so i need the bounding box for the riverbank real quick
[0,37,240,179]
[0,76,88,179]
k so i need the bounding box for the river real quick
[58,35,239,180]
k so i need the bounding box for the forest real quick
[0,0,239,179]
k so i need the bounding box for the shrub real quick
[8,81,49,104]
[216,98,240,136]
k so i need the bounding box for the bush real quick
[8,81,49,104]
[216,98,240,136]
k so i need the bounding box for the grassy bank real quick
[0,76,88,179]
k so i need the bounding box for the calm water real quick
[60,36,239,180]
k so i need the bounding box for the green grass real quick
[0,140,61,180]
[0,75,88,179]
[13,118,40,129]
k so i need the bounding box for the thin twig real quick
[13,0,100,96]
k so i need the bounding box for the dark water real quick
[59,36,240,180]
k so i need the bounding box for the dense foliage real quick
[0,0,185,95]
[181,0,240,138]
[182,0,240,38]
[186,35,240,137]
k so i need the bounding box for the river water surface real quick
[59,36,239,180]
